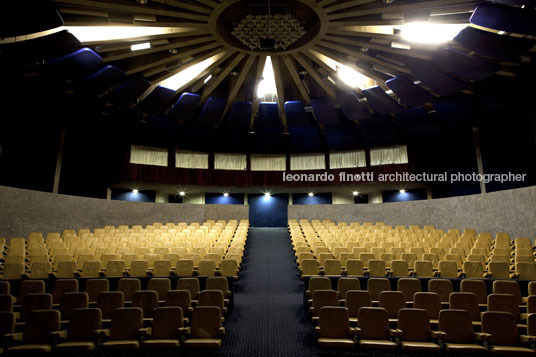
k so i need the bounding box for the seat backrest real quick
[177,278,200,300]
[110,307,143,341]
[345,259,364,276]
[130,260,149,277]
[516,262,536,280]
[117,278,141,302]
[176,259,195,276]
[481,311,519,346]
[23,309,60,344]
[152,307,183,339]
[147,278,171,301]
[56,261,77,278]
[397,278,422,302]
[318,306,350,338]
[529,281,536,297]
[428,279,453,303]
[337,278,360,300]
[323,259,342,275]
[106,260,125,278]
[97,291,124,319]
[199,290,225,310]
[84,279,109,303]
[190,306,222,338]
[132,290,158,318]
[488,293,520,321]
[67,308,102,341]
[390,260,409,277]
[460,279,487,304]
[21,293,53,321]
[367,278,391,301]
[0,311,15,335]
[206,277,229,296]
[368,260,386,277]
[80,261,101,278]
[165,290,191,311]
[220,259,238,277]
[379,291,406,318]
[528,312,536,336]
[0,294,13,312]
[463,261,484,278]
[398,308,432,342]
[60,292,89,321]
[438,309,475,343]
[413,292,441,319]
[357,307,391,339]
[449,292,480,321]
[345,290,372,317]
[414,261,434,277]
[493,280,521,305]
[487,262,510,279]
[0,281,10,295]
[52,279,79,304]
[152,260,171,277]
[17,280,46,304]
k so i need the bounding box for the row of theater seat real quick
[0,220,248,280]
[290,220,536,280]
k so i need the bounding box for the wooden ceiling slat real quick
[52,0,209,21]
[324,34,432,60]
[125,42,222,75]
[327,0,478,20]
[250,55,267,131]
[293,52,336,100]
[193,0,219,8]
[317,40,412,74]
[224,54,257,115]
[200,52,247,103]
[89,30,211,48]
[150,0,212,15]
[282,55,311,105]
[271,56,288,131]
[318,0,339,8]
[325,0,376,13]
[103,36,214,62]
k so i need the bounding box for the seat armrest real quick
[3,332,23,343]
[218,327,225,336]
[314,326,320,334]
[431,331,446,339]
[474,332,490,341]
[178,327,190,335]
[349,327,358,335]
[50,330,68,340]
[309,307,314,314]
[95,329,110,338]
[138,327,152,336]
[354,327,362,336]
[390,329,402,337]
[520,335,536,344]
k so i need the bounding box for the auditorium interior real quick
[1,0,536,355]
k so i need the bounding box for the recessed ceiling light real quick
[264,192,271,197]
[223,193,229,197]
[352,191,359,196]
[131,42,150,51]
[308,192,314,197]
[179,191,185,196]
[399,189,406,193]
[169,48,178,54]
[136,0,148,4]
[132,189,139,194]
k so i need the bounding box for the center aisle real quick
[218,227,318,357]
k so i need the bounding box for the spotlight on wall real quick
[132,189,139,194]
[223,193,229,197]
[399,189,406,193]
[308,192,314,197]
[179,191,185,196]
[352,191,359,196]
[264,192,271,197]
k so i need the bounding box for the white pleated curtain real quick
[130,145,168,167]
[370,145,408,166]
[329,150,366,169]
[250,154,286,171]
[290,153,326,170]
[214,153,247,170]
[175,150,209,169]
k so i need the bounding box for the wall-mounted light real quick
[399,189,406,193]
[308,192,314,197]
[132,189,139,194]
[223,193,229,197]
[352,191,359,196]
[179,191,185,196]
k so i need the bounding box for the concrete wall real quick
[289,185,536,238]
[0,186,248,238]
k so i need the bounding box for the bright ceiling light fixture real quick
[308,192,314,197]
[257,56,277,100]
[131,42,151,51]
[223,192,229,197]
[352,191,359,196]
[159,53,224,91]
[399,22,467,44]
[63,26,188,43]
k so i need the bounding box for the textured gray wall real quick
[289,185,536,238]
[0,186,248,239]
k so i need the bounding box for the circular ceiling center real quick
[216,1,321,53]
